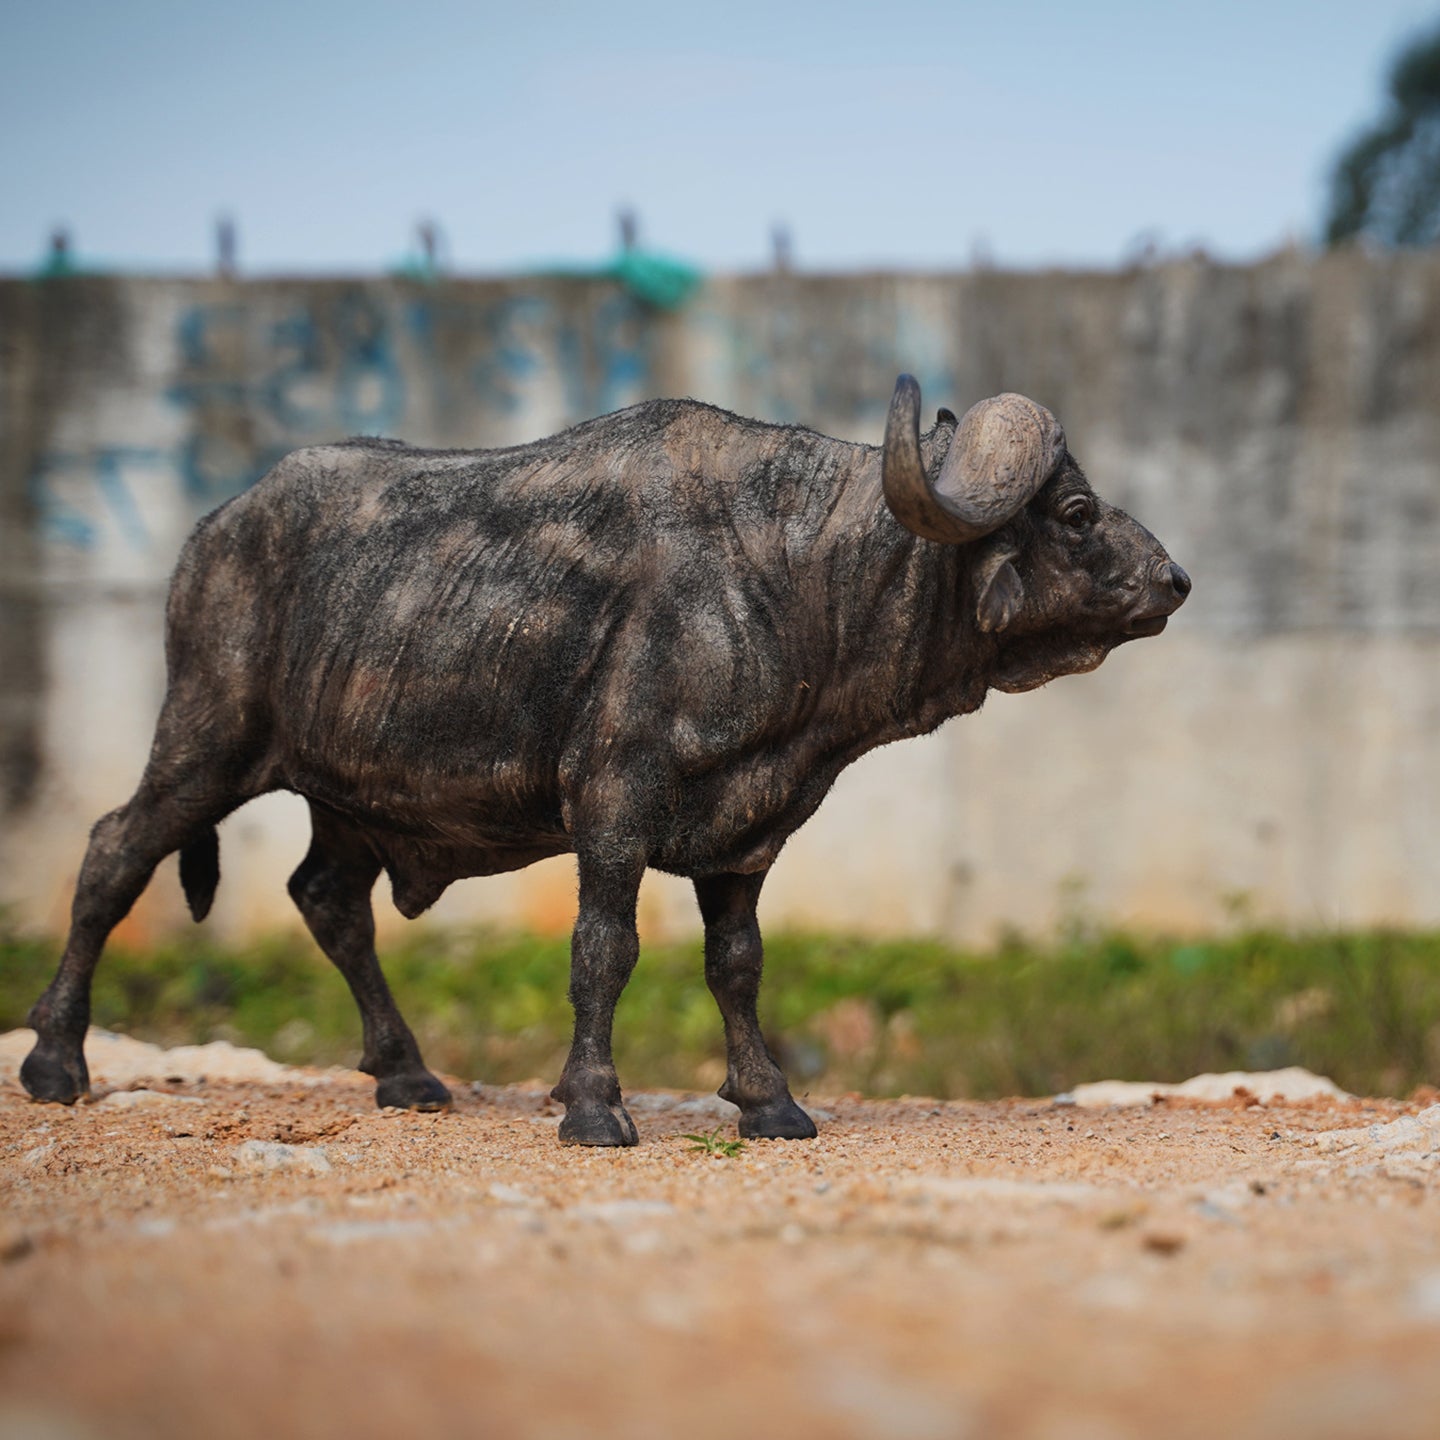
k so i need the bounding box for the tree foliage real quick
[1326,23,1440,246]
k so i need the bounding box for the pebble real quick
[0,1225,35,1263]
[488,1182,533,1206]
[97,1089,205,1109]
[1407,1270,1440,1321]
[638,1290,697,1332]
[901,1176,1102,1205]
[671,1096,740,1119]
[566,1199,676,1226]
[621,1092,682,1115]
[1141,1230,1187,1255]
[812,1361,963,1440]
[307,1219,438,1245]
[0,1028,328,1089]
[204,1200,324,1230]
[1063,1068,1349,1108]
[1193,1199,1242,1225]
[1193,1183,1251,1222]
[229,1140,332,1175]
[1313,1105,1440,1161]
[1076,1273,1146,1311]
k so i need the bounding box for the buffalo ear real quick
[976,551,1024,633]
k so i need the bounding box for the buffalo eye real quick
[1059,496,1095,529]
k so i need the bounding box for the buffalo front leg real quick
[550,849,646,1147]
[288,811,451,1112]
[695,871,816,1140]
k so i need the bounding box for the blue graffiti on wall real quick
[412,290,652,421]
[169,292,406,436]
[692,296,954,427]
[31,447,171,551]
[34,284,659,553]
[30,282,940,556]
[167,291,408,504]
[465,294,551,415]
[246,293,406,435]
[35,292,419,551]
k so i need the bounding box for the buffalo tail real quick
[179,827,220,922]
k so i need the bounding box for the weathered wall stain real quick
[2,277,129,809]
[4,253,1440,943]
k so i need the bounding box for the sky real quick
[1,0,1438,276]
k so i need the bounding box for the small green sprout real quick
[682,1125,745,1158]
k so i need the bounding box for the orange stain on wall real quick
[518,859,578,936]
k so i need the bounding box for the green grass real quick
[683,1126,746,1158]
[2,920,1438,1099]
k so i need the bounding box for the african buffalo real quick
[22,375,1189,1144]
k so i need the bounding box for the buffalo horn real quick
[882,375,1066,544]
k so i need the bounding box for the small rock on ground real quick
[229,1140,332,1175]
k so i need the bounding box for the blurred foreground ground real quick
[1,1033,1438,1440]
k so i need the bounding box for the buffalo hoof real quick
[375,1070,453,1112]
[20,1043,90,1105]
[738,1098,818,1141]
[558,1101,639,1147]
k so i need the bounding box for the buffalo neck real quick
[764,429,996,751]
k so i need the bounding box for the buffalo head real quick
[883,374,1190,692]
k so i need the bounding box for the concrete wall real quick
[3,252,1439,947]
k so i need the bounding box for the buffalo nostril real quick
[1167,563,1192,599]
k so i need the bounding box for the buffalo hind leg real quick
[23,789,227,1103]
[287,811,450,1112]
[288,817,449,1105]
[550,847,646,1147]
[695,871,816,1140]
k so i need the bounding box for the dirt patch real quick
[0,1032,1437,1440]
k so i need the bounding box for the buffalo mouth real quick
[1119,562,1190,639]
[1123,613,1170,638]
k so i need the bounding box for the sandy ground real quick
[1,1031,1438,1440]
